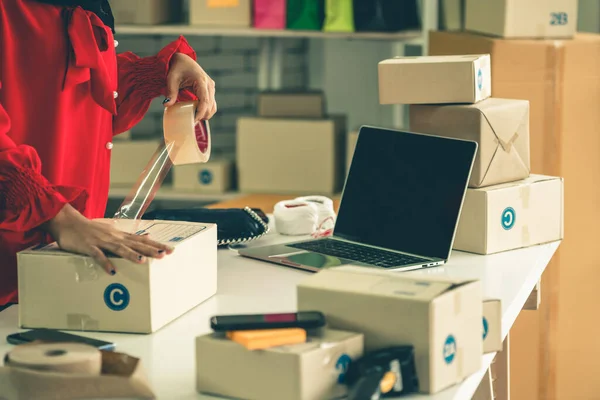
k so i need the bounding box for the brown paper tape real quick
[163,101,211,166]
[5,343,102,375]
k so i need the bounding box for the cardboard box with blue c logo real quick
[195,329,363,400]
[17,219,217,334]
[173,158,233,193]
[297,268,483,394]
[483,299,502,354]
[453,175,564,255]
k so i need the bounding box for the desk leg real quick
[492,333,511,400]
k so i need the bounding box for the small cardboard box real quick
[483,299,502,354]
[17,219,217,334]
[346,130,359,175]
[410,98,530,188]
[173,159,234,193]
[114,130,132,141]
[257,92,325,118]
[378,54,491,105]
[110,140,161,187]
[237,117,346,194]
[454,175,564,254]
[189,0,251,27]
[466,0,578,39]
[297,268,482,394]
[196,329,364,400]
[109,0,181,24]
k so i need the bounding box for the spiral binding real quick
[218,207,270,246]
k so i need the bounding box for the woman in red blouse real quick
[0,0,217,306]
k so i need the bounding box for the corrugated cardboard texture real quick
[196,329,364,400]
[236,116,346,194]
[110,140,161,187]
[258,92,325,118]
[410,98,530,188]
[173,159,234,193]
[378,55,491,104]
[454,175,563,254]
[466,0,578,39]
[109,0,178,24]
[297,268,482,394]
[189,0,251,26]
[430,31,600,400]
[483,299,502,353]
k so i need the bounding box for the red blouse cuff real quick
[0,148,87,232]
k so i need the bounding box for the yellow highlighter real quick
[227,328,307,350]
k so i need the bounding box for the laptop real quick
[240,126,477,273]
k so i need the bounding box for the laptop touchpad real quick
[271,251,346,269]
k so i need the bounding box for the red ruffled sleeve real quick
[0,90,87,233]
[113,35,198,135]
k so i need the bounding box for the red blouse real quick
[0,0,197,305]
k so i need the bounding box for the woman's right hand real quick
[43,204,174,275]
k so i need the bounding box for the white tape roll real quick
[295,196,336,224]
[274,200,319,236]
[6,343,102,375]
[163,101,211,165]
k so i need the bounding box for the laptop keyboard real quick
[288,239,429,268]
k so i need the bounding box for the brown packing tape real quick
[67,314,100,331]
[5,343,102,375]
[497,132,519,153]
[519,184,531,246]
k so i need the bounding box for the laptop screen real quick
[334,127,477,261]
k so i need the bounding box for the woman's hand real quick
[44,205,174,275]
[163,53,217,122]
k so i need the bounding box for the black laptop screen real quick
[334,127,477,261]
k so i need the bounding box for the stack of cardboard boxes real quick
[428,1,600,399]
[236,92,346,195]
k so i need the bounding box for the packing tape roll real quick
[113,101,211,219]
[274,200,319,236]
[5,343,102,375]
[295,196,336,224]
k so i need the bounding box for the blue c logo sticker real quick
[483,317,489,340]
[477,69,483,90]
[501,207,516,230]
[104,283,130,311]
[335,354,352,383]
[199,170,213,185]
[443,335,457,364]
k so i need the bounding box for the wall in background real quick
[116,35,310,156]
[579,0,600,33]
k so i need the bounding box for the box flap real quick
[476,98,529,153]
[380,54,488,65]
[300,268,475,302]
[471,174,561,192]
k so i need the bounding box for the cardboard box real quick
[454,175,563,254]
[410,98,530,188]
[17,219,217,334]
[110,140,161,187]
[346,130,358,175]
[189,0,251,27]
[114,130,132,141]
[173,159,233,193]
[237,117,346,194]
[483,299,502,353]
[109,0,181,24]
[465,0,578,39]
[196,329,364,400]
[258,92,325,118]
[378,54,491,104]
[297,268,482,394]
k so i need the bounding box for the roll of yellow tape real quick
[5,343,102,375]
[163,101,211,166]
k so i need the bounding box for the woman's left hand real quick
[163,53,217,122]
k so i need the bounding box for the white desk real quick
[0,230,559,400]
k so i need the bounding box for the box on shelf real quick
[114,130,132,141]
[346,130,358,175]
[378,54,491,105]
[17,220,217,334]
[258,91,325,118]
[173,159,234,193]
[237,116,346,194]
[465,0,578,39]
[410,98,530,188]
[189,0,251,27]
[109,0,181,25]
[454,175,563,255]
[196,329,364,400]
[110,140,161,187]
[483,299,502,354]
[297,267,482,394]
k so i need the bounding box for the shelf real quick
[108,186,240,203]
[115,24,424,42]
